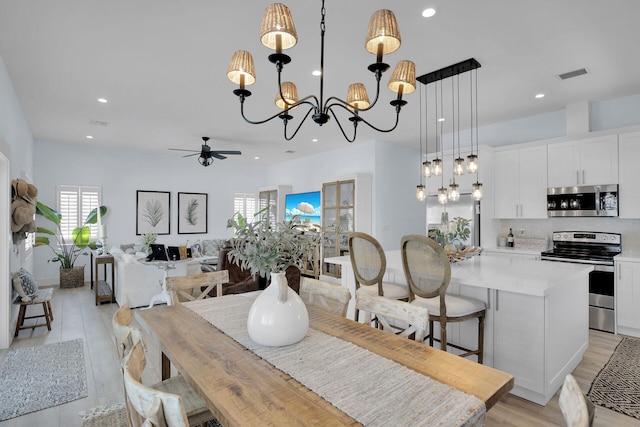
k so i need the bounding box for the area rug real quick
[587,336,640,420]
[0,338,87,421]
[79,403,222,427]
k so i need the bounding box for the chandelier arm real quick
[238,96,317,125]
[328,103,402,133]
[283,106,316,141]
[327,107,357,143]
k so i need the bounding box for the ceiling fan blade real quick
[212,153,227,160]
[182,153,200,158]
[212,150,242,155]
[169,148,199,152]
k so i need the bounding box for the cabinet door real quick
[548,141,580,187]
[518,145,547,219]
[493,290,545,393]
[493,149,520,218]
[616,261,640,333]
[580,135,618,185]
[619,132,640,218]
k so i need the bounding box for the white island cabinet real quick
[615,254,640,337]
[325,252,592,406]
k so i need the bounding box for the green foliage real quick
[226,209,321,279]
[428,217,471,248]
[35,202,108,269]
[142,199,163,227]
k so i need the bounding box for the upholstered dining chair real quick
[348,232,409,322]
[356,292,429,342]
[559,374,595,427]
[165,270,229,303]
[111,305,216,427]
[300,277,351,317]
[123,341,191,427]
[400,234,486,363]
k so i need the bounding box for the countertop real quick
[482,246,544,256]
[615,251,640,262]
[326,250,593,297]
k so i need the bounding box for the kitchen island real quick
[324,251,593,406]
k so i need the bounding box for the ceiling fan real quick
[169,137,242,167]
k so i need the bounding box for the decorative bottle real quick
[507,228,515,247]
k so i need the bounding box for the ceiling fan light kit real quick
[169,137,241,167]
[226,1,415,142]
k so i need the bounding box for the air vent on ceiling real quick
[89,120,108,126]
[558,68,588,80]
[285,150,295,154]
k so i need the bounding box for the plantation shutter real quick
[57,185,101,241]
[233,193,257,223]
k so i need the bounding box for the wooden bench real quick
[13,288,54,337]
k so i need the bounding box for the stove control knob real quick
[602,236,608,241]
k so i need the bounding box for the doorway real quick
[0,149,10,348]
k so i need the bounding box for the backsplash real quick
[495,218,640,252]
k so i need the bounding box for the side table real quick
[93,253,115,305]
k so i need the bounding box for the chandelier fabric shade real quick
[388,60,416,95]
[227,50,256,87]
[260,3,298,51]
[347,83,371,110]
[275,81,299,109]
[227,1,414,142]
[365,9,401,57]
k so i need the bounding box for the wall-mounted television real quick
[285,191,321,229]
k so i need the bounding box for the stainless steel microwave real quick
[547,184,618,217]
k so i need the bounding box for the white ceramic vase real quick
[247,271,309,346]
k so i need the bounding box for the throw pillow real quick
[16,268,39,296]
[120,243,136,254]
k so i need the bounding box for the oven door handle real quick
[595,185,601,216]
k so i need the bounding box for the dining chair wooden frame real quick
[300,277,352,317]
[166,270,229,304]
[401,234,486,363]
[348,232,409,322]
[356,292,429,342]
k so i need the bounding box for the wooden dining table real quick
[137,294,513,426]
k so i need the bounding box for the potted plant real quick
[428,216,481,262]
[35,201,108,288]
[226,209,321,346]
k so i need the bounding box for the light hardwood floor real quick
[1,284,639,427]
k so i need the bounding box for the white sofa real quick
[110,247,208,308]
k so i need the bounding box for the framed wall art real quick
[136,190,170,235]
[178,192,208,234]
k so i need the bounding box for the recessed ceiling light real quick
[312,138,318,142]
[254,156,260,160]
[422,8,437,18]
[535,93,545,99]
[312,70,321,76]
[97,98,108,103]
[86,135,94,139]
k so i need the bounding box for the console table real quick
[92,253,115,305]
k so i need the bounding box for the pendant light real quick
[448,76,460,202]
[436,81,448,204]
[467,69,479,174]
[431,79,443,177]
[453,75,465,176]
[416,84,426,201]
[471,67,484,201]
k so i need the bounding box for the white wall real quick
[33,140,268,285]
[0,54,35,348]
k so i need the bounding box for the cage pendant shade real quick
[260,3,298,51]
[416,185,426,201]
[275,81,299,109]
[388,60,416,94]
[227,50,256,86]
[365,9,401,56]
[347,83,371,110]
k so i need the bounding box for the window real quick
[233,193,256,223]
[57,185,101,241]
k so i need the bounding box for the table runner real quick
[185,297,485,427]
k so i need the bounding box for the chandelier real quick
[416,58,483,202]
[226,1,416,142]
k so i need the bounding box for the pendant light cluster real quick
[415,58,483,203]
[227,1,416,142]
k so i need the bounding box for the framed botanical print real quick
[178,192,208,234]
[136,190,170,235]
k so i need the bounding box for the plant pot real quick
[60,265,85,288]
[247,272,309,346]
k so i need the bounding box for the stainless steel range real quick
[541,231,621,333]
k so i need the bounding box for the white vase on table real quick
[247,271,309,346]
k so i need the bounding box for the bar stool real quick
[400,234,486,363]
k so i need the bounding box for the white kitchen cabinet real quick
[618,131,640,218]
[494,145,547,219]
[615,259,640,338]
[547,135,618,187]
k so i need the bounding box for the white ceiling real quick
[1,0,639,165]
